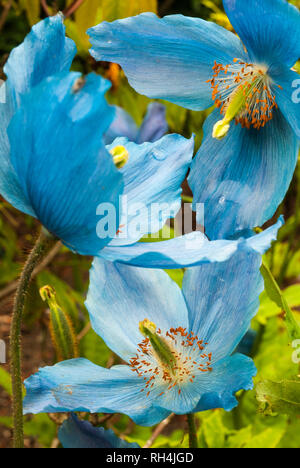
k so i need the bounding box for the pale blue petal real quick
[223,0,300,67]
[88,13,247,111]
[107,134,194,246]
[100,232,238,268]
[189,108,298,239]
[270,66,300,139]
[137,102,168,143]
[192,354,256,412]
[8,73,123,255]
[59,415,140,448]
[99,220,282,268]
[182,249,263,362]
[23,359,170,426]
[86,259,189,362]
[4,14,76,99]
[104,106,138,145]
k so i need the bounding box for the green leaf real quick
[257,380,300,416]
[227,426,253,448]
[261,261,300,341]
[0,367,12,396]
[244,426,285,448]
[202,411,227,448]
[80,328,111,367]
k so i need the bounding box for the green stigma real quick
[213,78,260,140]
[139,319,176,372]
[109,145,129,169]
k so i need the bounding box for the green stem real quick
[187,413,198,448]
[10,229,57,448]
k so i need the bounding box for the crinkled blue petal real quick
[88,13,247,111]
[99,219,283,268]
[192,354,256,412]
[189,108,298,239]
[86,259,189,362]
[137,102,168,143]
[107,134,194,246]
[223,0,300,68]
[104,106,138,145]
[4,14,76,100]
[182,248,263,362]
[59,414,140,448]
[23,359,170,426]
[8,73,124,255]
[270,65,300,139]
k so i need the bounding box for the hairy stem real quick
[10,229,57,448]
[187,413,198,448]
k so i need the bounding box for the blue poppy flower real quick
[59,414,140,448]
[88,0,300,239]
[0,16,193,256]
[104,102,168,145]
[24,244,269,426]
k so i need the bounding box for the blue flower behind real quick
[24,235,275,427]
[59,414,140,448]
[88,0,300,240]
[104,102,168,145]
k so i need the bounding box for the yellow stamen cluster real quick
[109,145,129,169]
[129,321,212,398]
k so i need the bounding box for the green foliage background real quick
[0,0,299,449]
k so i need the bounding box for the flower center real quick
[109,145,129,168]
[208,59,281,139]
[129,319,213,398]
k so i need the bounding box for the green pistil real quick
[139,319,176,372]
[213,78,260,140]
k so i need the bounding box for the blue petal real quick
[223,0,300,67]
[270,66,300,139]
[4,14,76,100]
[0,83,34,216]
[192,354,256,412]
[8,73,124,255]
[86,259,189,362]
[59,414,140,448]
[23,359,170,426]
[182,248,263,362]
[107,134,194,246]
[137,103,168,143]
[100,232,238,268]
[0,15,76,217]
[104,106,138,145]
[99,219,282,268]
[88,13,247,111]
[189,109,298,239]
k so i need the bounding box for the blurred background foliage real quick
[0,0,300,449]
